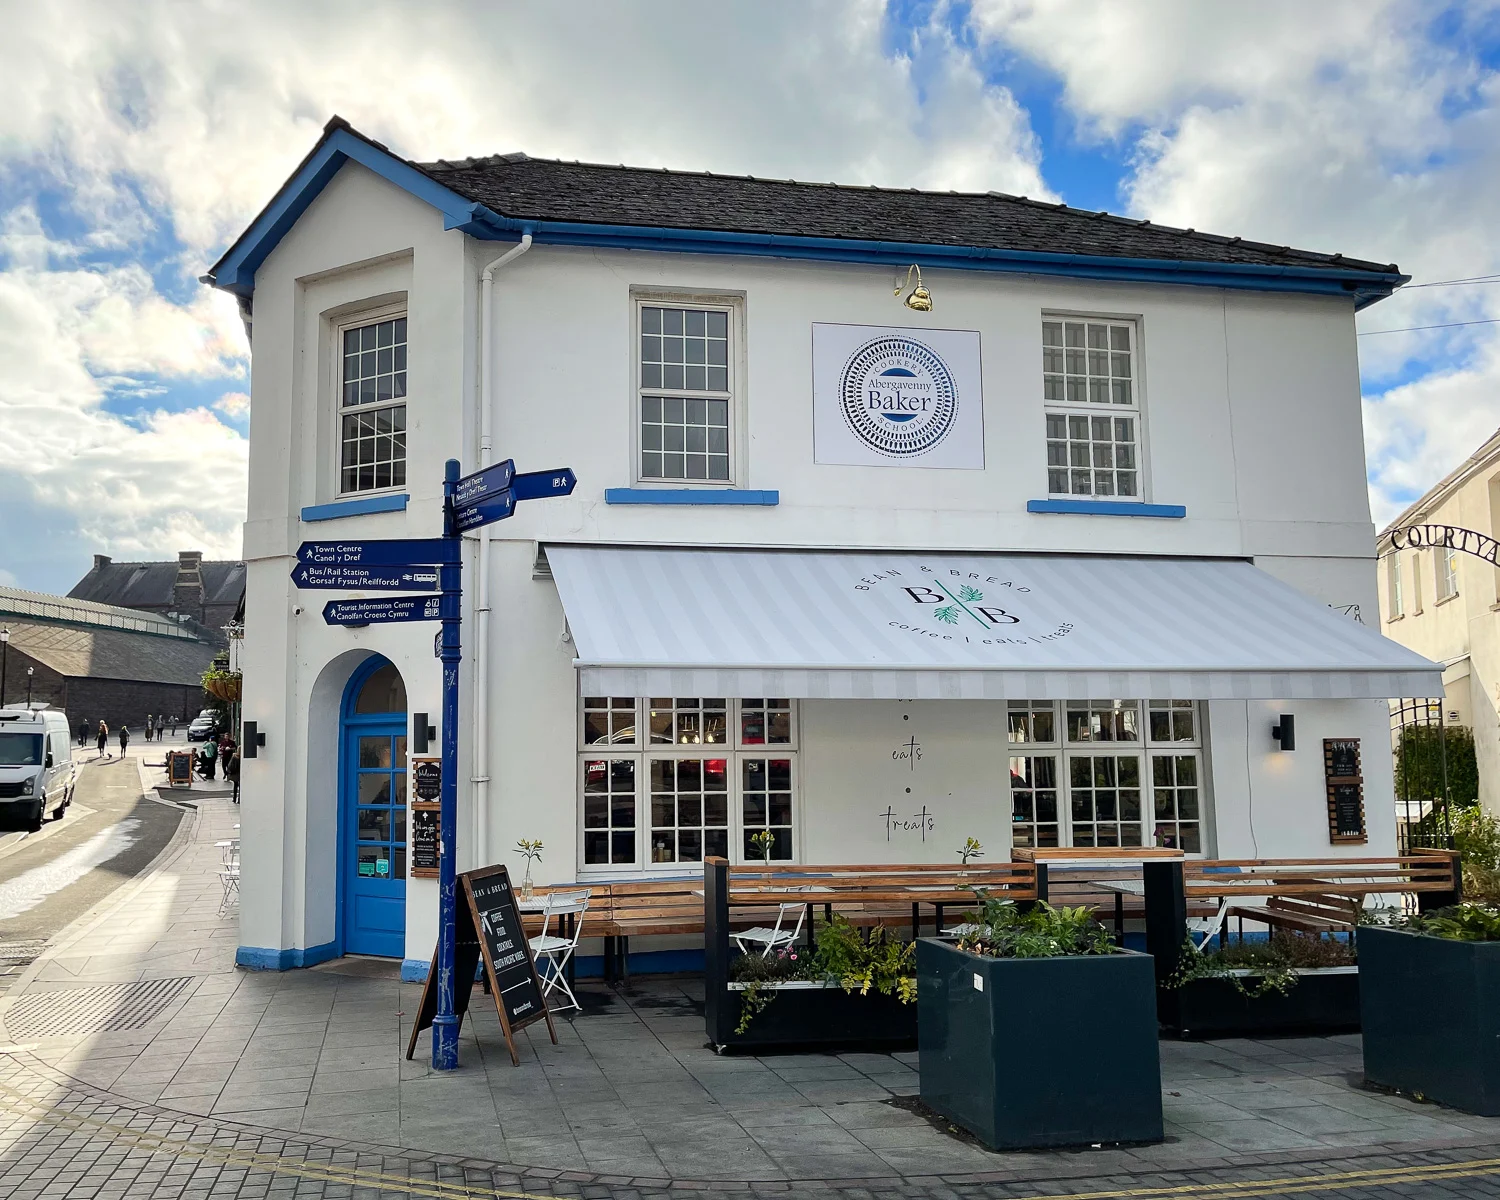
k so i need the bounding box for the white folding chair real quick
[217,864,240,915]
[529,890,590,1012]
[732,902,806,957]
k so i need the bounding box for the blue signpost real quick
[293,457,573,1071]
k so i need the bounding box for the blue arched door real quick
[339,657,408,958]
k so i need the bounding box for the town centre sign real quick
[1387,524,1500,565]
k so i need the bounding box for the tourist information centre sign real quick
[290,457,575,1070]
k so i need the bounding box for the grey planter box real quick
[917,939,1163,1150]
[1360,924,1500,1115]
[1163,967,1360,1038]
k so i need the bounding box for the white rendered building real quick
[208,118,1440,974]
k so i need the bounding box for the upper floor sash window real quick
[638,302,733,484]
[340,315,407,495]
[1042,317,1142,501]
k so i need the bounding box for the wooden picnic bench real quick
[1184,851,1461,938]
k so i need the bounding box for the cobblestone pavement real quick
[4,1051,1500,1199]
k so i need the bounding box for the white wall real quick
[799,701,1010,864]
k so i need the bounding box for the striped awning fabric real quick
[546,546,1443,701]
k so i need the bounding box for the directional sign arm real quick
[297,538,459,567]
[510,468,577,502]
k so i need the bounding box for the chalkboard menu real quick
[412,756,441,801]
[167,751,192,787]
[410,806,440,879]
[1324,738,1367,844]
[404,863,555,1067]
[466,866,551,1044]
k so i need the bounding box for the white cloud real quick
[0,210,248,570]
[0,1,1052,590]
[214,391,250,420]
[970,0,1500,519]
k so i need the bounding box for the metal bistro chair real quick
[732,901,807,958]
[215,839,240,916]
[529,890,591,1012]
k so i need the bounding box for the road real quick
[0,744,184,994]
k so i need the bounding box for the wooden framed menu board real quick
[405,864,556,1067]
[409,806,440,879]
[1324,738,1367,844]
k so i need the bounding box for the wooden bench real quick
[1228,891,1362,936]
[1186,852,1460,939]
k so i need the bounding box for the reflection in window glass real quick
[583,696,637,746]
[1068,754,1143,847]
[1151,754,1201,852]
[1067,700,1140,743]
[740,699,792,746]
[583,758,637,865]
[742,758,794,860]
[649,698,728,746]
[1010,755,1059,848]
[1007,701,1056,744]
[650,757,729,863]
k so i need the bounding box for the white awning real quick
[547,546,1442,701]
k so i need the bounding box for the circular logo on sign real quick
[838,335,958,458]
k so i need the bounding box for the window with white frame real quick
[1387,553,1404,618]
[339,315,407,494]
[578,697,796,871]
[1438,545,1459,600]
[638,303,732,483]
[1042,317,1140,499]
[1006,699,1207,852]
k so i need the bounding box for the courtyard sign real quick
[1388,524,1500,565]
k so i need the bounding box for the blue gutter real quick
[206,126,1408,309]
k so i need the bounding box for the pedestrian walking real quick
[219,731,237,776]
[170,714,178,736]
[145,715,154,742]
[227,748,240,804]
[96,721,108,759]
[118,725,130,756]
[77,718,88,747]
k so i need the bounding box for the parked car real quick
[187,710,223,742]
[0,705,75,831]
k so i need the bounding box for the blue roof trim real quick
[208,129,504,297]
[302,493,409,522]
[206,129,1406,309]
[1027,499,1186,518]
[604,488,779,506]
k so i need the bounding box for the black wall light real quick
[242,721,267,758]
[413,713,437,754]
[1271,714,1296,752]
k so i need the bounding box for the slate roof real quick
[68,559,246,610]
[418,151,1399,277]
[4,621,217,686]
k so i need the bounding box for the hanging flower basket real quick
[203,672,242,702]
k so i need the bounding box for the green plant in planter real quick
[1167,931,1354,999]
[729,915,917,1031]
[1399,903,1500,941]
[955,895,1114,959]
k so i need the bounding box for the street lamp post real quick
[0,627,9,708]
[24,666,34,708]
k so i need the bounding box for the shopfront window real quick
[579,698,798,871]
[1006,699,1207,852]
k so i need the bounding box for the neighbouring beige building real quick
[1378,427,1500,811]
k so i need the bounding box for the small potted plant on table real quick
[918,895,1162,1150]
[1361,903,1500,1114]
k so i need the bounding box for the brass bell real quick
[895,264,932,312]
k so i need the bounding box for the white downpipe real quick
[473,233,532,868]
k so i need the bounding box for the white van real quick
[0,706,75,831]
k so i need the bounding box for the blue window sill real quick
[302,493,410,522]
[1027,499,1186,519]
[605,488,779,506]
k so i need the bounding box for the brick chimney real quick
[174,550,205,621]
[92,554,111,571]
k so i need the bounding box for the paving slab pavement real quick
[3,794,1500,1194]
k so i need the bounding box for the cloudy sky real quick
[2,0,1499,593]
